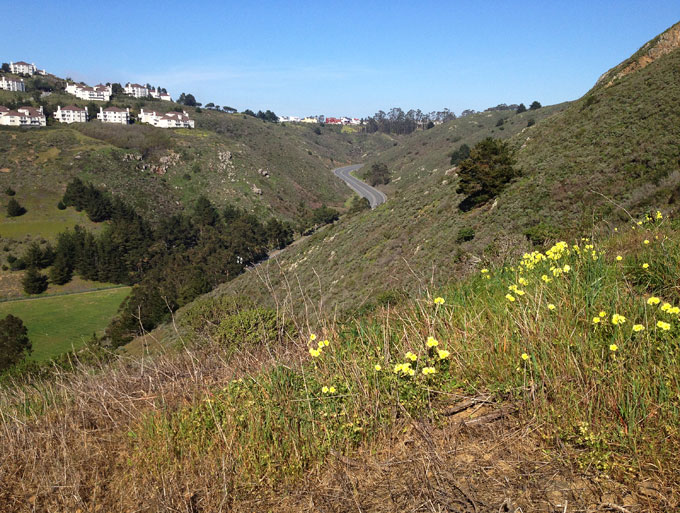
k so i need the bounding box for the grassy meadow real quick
[0,286,130,360]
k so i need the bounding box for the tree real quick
[367,162,391,186]
[111,83,123,95]
[180,93,197,107]
[530,101,542,110]
[0,314,31,371]
[193,196,219,227]
[22,266,48,294]
[23,242,54,269]
[4,187,15,196]
[456,137,519,212]
[50,251,73,285]
[6,198,26,217]
[1,63,10,73]
[516,103,527,113]
[450,143,470,166]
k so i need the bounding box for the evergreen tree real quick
[193,196,220,227]
[50,252,73,285]
[516,103,527,113]
[6,198,26,217]
[0,314,31,371]
[530,101,542,110]
[22,267,48,295]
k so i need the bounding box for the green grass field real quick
[0,287,130,361]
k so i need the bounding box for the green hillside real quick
[208,22,680,317]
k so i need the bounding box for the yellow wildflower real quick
[426,336,439,348]
[656,211,663,219]
[548,303,556,311]
[632,324,645,332]
[481,269,489,274]
[647,297,660,305]
[657,321,671,331]
[309,333,317,341]
[329,386,336,394]
[422,367,436,376]
[408,368,415,377]
[521,353,529,361]
[374,364,382,371]
[309,348,321,357]
[317,340,325,349]
[637,221,643,226]
[611,314,626,325]
[506,294,516,302]
[643,239,650,245]
[616,255,623,261]
[669,307,680,315]
[322,386,329,394]
[323,339,330,347]
[609,344,618,352]
[541,274,552,283]
[642,263,649,269]
[437,349,450,360]
[661,302,672,312]
[518,277,528,286]
[599,311,606,318]
[405,351,417,362]
[434,297,445,305]
[592,317,601,325]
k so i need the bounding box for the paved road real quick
[333,164,387,209]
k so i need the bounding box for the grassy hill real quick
[207,21,680,317]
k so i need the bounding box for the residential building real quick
[54,105,88,123]
[301,116,318,123]
[65,82,111,101]
[147,87,172,101]
[125,83,149,98]
[0,105,46,127]
[97,106,130,124]
[9,61,45,76]
[138,108,194,128]
[0,76,25,92]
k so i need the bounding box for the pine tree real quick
[6,198,26,217]
[0,314,31,371]
[22,267,48,295]
[50,252,73,285]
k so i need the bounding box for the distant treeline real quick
[362,108,457,135]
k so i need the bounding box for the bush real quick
[516,103,527,113]
[523,222,560,246]
[367,163,390,186]
[456,227,476,243]
[527,118,535,127]
[4,187,16,196]
[450,144,470,166]
[6,198,26,217]
[530,101,542,110]
[216,308,292,350]
[456,138,519,211]
[57,201,66,210]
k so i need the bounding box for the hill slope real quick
[205,21,680,316]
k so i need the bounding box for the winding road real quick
[333,164,387,209]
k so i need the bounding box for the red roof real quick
[13,61,32,66]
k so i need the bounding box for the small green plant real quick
[456,227,475,243]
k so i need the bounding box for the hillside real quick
[207,22,680,317]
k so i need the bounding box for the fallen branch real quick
[463,407,515,427]
[442,395,494,417]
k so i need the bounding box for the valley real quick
[1,13,680,513]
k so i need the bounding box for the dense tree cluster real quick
[243,109,279,122]
[177,93,199,107]
[36,181,298,345]
[363,108,456,135]
[450,144,470,166]
[455,138,519,211]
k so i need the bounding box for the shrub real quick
[4,187,16,196]
[450,144,470,166]
[22,267,48,294]
[6,198,26,217]
[0,314,31,372]
[57,201,66,210]
[456,227,476,243]
[527,118,535,127]
[216,308,293,351]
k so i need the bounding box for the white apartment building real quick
[54,105,88,124]
[124,83,149,98]
[9,61,45,76]
[97,106,130,124]
[65,83,112,101]
[138,108,194,128]
[0,105,46,127]
[0,76,25,92]
[159,92,171,101]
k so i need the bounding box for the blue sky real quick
[3,1,679,117]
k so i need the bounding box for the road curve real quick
[333,164,387,209]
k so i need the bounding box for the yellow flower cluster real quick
[433,297,445,305]
[321,385,337,394]
[421,367,436,376]
[426,336,439,348]
[657,321,671,331]
[611,314,626,325]
[437,349,450,360]
[308,334,329,357]
[405,351,418,362]
[393,362,415,376]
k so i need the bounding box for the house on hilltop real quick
[0,105,46,126]
[9,61,45,76]
[65,82,112,101]
[138,108,194,128]
[125,83,149,98]
[149,88,172,101]
[0,76,25,92]
[97,106,130,124]
[54,105,88,123]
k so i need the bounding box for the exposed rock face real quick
[597,22,680,87]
